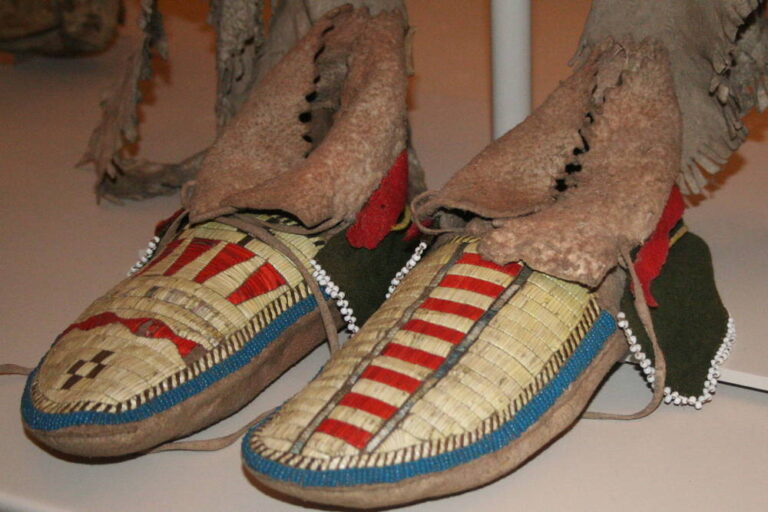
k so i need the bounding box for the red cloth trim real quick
[382,342,446,370]
[405,217,433,241]
[457,253,522,276]
[420,297,485,321]
[58,312,199,357]
[346,150,409,249]
[360,365,422,393]
[404,218,427,241]
[338,392,398,420]
[402,318,465,345]
[438,274,505,298]
[633,186,686,307]
[316,418,373,449]
[154,208,185,238]
[226,262,286,305]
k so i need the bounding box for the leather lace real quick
[216,215,341,353]
[583,247,667,420]
[0,364,32,376]
[150,213,343,452]
[410,190,668,421]
[0,211,344,454]
[1,214,668,456]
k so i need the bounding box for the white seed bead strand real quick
[309,259,359,335]
[616,311,658,388]
[617,311,736,410]
[386,241,428,299]
[127,235,161,276]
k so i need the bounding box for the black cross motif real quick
[60,349,114,390]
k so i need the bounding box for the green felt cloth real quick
[621,229,729,397]
[315,228,421,327]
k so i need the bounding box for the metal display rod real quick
[491,0,532,138]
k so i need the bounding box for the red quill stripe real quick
[58,312,198,357]
[438,274,505,298]
[316,418,373,449]
[138,239,183,274]
[402,318,465,345]
[360,365,422,393]
[194,243,255,284]
[457,253,521,276]
[338,392,398,419]
[419,297,485,321]
[382,342,445,370]
[227,262,286,305]
[163,238,218,276]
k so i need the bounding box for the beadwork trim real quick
[127,235,161,276]
[248,300,605,473]
[23,291,319,429]
[616,312,736,410]
[385,241,428,298]
[243,310,616,486]
[309,259,359,334]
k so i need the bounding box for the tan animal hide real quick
[417,0,767,287]
[0,0,122,55]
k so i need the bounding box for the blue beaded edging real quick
[243,310,616,487]
[22,296,319,430]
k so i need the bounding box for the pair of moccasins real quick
[16,4,737,510]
